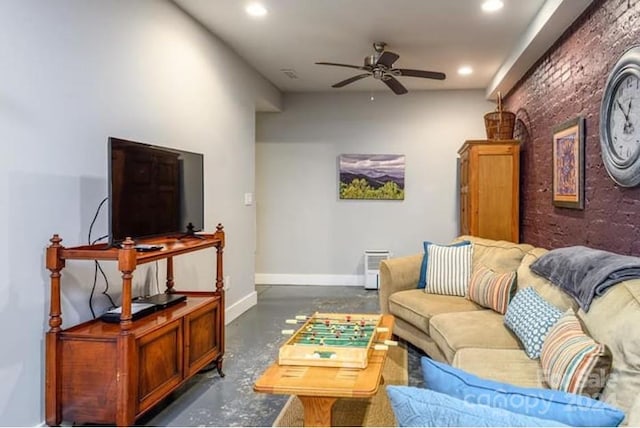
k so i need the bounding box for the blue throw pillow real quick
[420,357,625,427]
[418,240,471,289]
[386,386,568,427]
[504,287,563,358]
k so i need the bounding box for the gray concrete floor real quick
[139,285,425,427]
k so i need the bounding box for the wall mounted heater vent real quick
[364,250,390,290]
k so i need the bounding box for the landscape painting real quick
[339,154,405,200]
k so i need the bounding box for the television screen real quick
[108,137,204,245]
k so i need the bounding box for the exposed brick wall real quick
[504,0,640,255]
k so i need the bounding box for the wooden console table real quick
[45,225,226,426]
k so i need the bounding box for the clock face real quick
[608,73,640,162]
[600,46,640,187]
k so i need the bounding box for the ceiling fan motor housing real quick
[365,55,380,68]
[315,41,445,94]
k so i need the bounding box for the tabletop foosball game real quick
[279,312,396,368]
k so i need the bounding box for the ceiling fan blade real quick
[332,73,371,88]
[396,68,446,80]
[315,62,370,71]
[383,76,408,95]
[376,51,399,67]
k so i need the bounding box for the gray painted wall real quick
[0,0,280,424]
[255,91,492,280]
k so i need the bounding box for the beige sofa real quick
[379,235,640,424]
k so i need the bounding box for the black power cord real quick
[88,197,108,245]
[87,197,116,318]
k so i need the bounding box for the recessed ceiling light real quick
[458,66,473,76]
[245,2,267,17]
[481,0,504,12]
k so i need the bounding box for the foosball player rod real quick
[281,329,397,347]
[372,339,399,350]
[282,327,391,336]
[289,315,381,323]
[286,318,388,332]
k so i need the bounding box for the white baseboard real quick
[255,273,364,286]
[225,291,257,324]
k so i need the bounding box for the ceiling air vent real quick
[280,69,298,79]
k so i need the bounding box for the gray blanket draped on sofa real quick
[530,245,640,311]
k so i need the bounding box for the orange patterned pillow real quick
[467,265,516,314]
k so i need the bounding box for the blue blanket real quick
[530,246,640,311]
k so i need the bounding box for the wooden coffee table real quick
[254,314,394,427]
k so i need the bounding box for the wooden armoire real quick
[458,139,520,243]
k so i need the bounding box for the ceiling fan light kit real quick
[315,42,446,95]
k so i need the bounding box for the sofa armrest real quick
[379,253,423,314]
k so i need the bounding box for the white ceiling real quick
[174,0,592,98]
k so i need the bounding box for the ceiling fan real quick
[315,42,446,95]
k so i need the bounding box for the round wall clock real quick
[600,46,640,187]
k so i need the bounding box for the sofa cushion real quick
[388,290,482,334]
[467,264,516,314]
[456,235,534,273]
[393,317,448,363]
[541,309,612,397]
[452,348,544,388]
[425,243,473,296]
[517,248,579,311]
[504,287,563,359]
[386,386,568,427]
[628,394,640,427]
[429,310,522,362]
[420,357,625,427]
[578,279,640,422]
[418,240,471,289]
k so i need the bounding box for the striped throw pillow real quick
[425,243,473,296]
[467,265,516,314]
[541,309,612,396]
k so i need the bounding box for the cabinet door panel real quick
[61,338,118,424]
[137,320,183,413]
[477,154,514,240]
[184,300,220,376]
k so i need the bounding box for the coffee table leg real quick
[298,396,338,427]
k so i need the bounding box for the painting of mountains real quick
[339,154,405,200]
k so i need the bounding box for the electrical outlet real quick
[225,275,231,290]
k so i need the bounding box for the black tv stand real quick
[177,223,205,240]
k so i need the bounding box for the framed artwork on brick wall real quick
[552,117,585,209]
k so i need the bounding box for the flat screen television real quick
[108,137,204,245]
